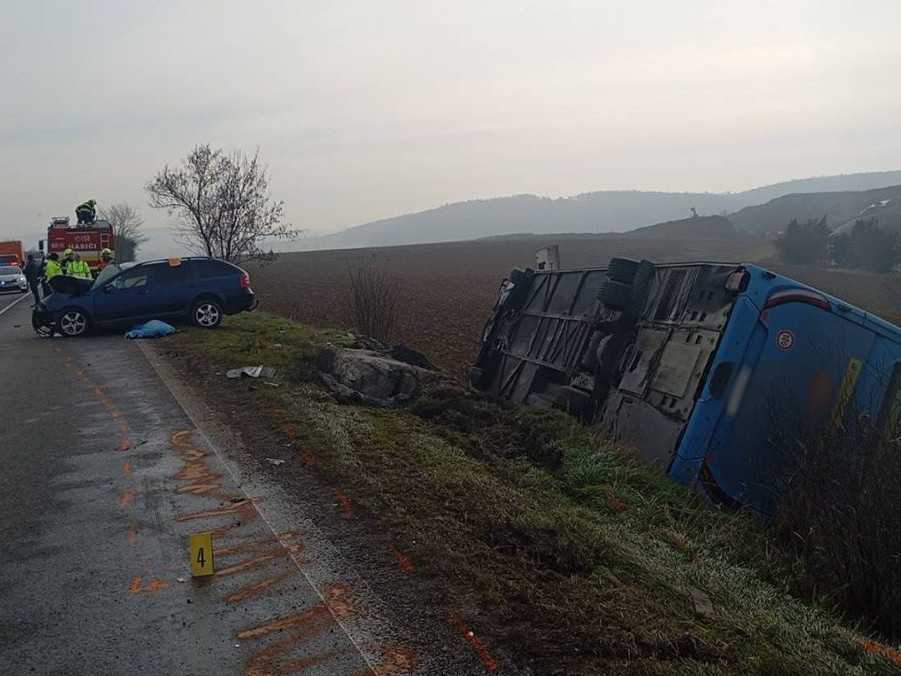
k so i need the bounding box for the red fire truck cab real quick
[46,217,115,273]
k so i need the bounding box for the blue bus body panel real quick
[669,264,901,516]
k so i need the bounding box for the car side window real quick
[155,263,191,287]
[196,260,232,279]
[112,268,149,290]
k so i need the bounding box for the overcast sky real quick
[2,0,901,251]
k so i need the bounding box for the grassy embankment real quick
[161,312,901,675]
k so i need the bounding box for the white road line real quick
[0,293,30,318]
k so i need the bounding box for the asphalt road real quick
[0,295,372,675]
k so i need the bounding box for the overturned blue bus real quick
[471,258,901,516]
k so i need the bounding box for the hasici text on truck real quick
[471,258,901,516]
[46,217,114,273]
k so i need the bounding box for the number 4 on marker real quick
[190,532,214,577]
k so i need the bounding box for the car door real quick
[92,265,157,325]
[150,260,194,317]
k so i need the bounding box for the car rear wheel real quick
[59,308,89,337]
[192,298,223,329]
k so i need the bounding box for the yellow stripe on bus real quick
[831,358,862,430]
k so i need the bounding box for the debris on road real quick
[226,366,276,379]
[265,458,286,466]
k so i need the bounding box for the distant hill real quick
[730,185,901,234]
[833,194,901,234]
[626,214,736,239]
[303,171,901,250]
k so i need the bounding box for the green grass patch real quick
[178,312,355,378]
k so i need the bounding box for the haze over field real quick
[3,1,901,254]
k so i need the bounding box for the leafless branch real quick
[145,144,298,262]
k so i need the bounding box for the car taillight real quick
[763,288,831,311]
[240,273,250,289]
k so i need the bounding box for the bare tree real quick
[99,202,147,262]
[145,144,295,262]
[347,262,400,343]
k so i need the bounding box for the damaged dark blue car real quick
[33,257,256,337]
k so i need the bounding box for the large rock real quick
[318,344,446,406]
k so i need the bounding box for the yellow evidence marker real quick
[190,532,215,577]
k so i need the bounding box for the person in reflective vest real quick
[98,248,115,270]
[42,253,62,296]
[68,253,92,279]
[60,248,75,275]
[94,249,120,287]
[75,199,96,225]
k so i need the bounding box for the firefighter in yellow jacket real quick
[67,253,92,279]
[42,253,62,296]
[60,248,75,275]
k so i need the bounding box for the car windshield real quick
[0,266,21,275]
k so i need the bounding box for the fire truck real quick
[45,217,115,274]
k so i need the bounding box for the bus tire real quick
[607,257,640,284]
[599,279,632,311]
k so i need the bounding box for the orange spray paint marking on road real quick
[145,579,169,592]
[214,535,279,558]
[122,462,132,475]
[215,532,300,557]
[215,553,283,577]
[358,646,418,676]
[176,498,257,524]
[128,576,168,594]
[239,584,359,675]
[118,437,131,452]
[239,584,356,639]
[171,430,196,447]
[127,526,138,545]
[215,538,304,577]
[301,449,317,466]
[238,605,335,641]
[277,646,354,674]
[388,544,415,573]
[118,489,135,506]
[170,430,227,498]
[334,489,353,520]
[226,571,295,604]
[450,618,498,672]
[282,423,297,440]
